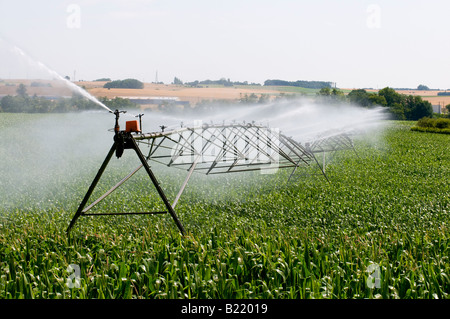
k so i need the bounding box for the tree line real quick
[319,87,436,120]
[182,78,261,87]
[177,77,332,89]
[103,78,144,89]
[0,84,136,113]
[263,79,333,89]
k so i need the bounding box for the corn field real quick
[0,115,449,299]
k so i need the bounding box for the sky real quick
[1,0,450,89]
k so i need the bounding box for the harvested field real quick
[0,80,282,104]
[86,82,280,104]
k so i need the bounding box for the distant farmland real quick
[1,79,448,108]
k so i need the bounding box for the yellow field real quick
[82,81,280,104]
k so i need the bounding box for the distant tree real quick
[64,76,71,81]
[406,96,433,120]
[417,84,429,90]
[264,79,332,89]
[224,78,233,87]
[99,96,137,109]
[16,83,27,97]
[368,93,387,106]
[258,94,269,104]
[331,88,345,101]
[378,87,403,106]
[186,80,199,87]
[331,88,344,96]
[240,93,258,104]
[347,89,371,107]
[173,77,183,85]
[316,87,345,102]
[104,78,144,89]
[376,87,432,120]
[317,87,331,96]
[1,95,16,112]
[347,89,387,107]
[390,103,406,120]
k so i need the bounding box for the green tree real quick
[368,93,387,106]
[390,103,406,120]
[347,89,371,107]
[317,87,331,96]
[16,83,27,97]
[104,78,144,89]
[1,95,16,112]
[378,87,403,106]
[409,96,432,120]
[258,94,269,104]
[173,77,183,85]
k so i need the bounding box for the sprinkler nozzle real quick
[113,109,127,132]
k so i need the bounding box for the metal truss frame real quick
[67,121,357,235]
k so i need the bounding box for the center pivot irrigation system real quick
[66,110,357,235]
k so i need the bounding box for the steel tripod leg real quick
[67,142,117,234]
[130,138,186,236]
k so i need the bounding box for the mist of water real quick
[143,97,391,144]
[0,96,391,214]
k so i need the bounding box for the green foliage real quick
[103,79,144,89]
[378,87,403,106]
[184,78,258,87]
[417,84,430,90]
[0,91,136,113]
[412,117,450,134]
[411,126,450,134]
[173,77,183,85]
[16,83,27,97]
[0,93,99,113]
[0,117,449,299]
[316,88,345,102]
[347,89,387,108]
[99,97,137,110]
[347,89,372,107]
[264,79,332,89]
[348,87,433,120]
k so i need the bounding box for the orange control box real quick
[125,120,140,132]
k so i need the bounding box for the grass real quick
[0,115,449,299]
